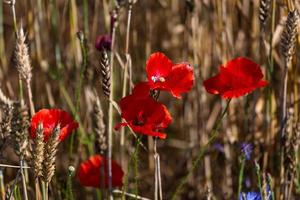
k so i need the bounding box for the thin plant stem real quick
[66,167,75,200]
[237,157,246,198]
[13,185,21,200]
[113,189,150,200]
[44,182,49,200]
[263,0,276,175]
[6,0,24,104]
[255,161,263,196]
[99,156,105,199]
[120,1,133,169]
[133,137,140,199]
[154,138,162,200]
[35,179,41,200]
[41,182,46,200]
[0,169,5,199]
[125,3,132,54]
[26,79,35,116]
[7,169,21,200]
[0,164,30,169]
[69,31,88,159]
[75,31,87,121]
[83,0,88,35]
[108,8,118,200]
[281,61,290,200]
[122,137,141,200]
[171,99,231,199]
[267,173,275,200]
[19,159,28,200]
[7,0,18,37]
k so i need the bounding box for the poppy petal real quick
[77,155,124,188]
[30,109,78,142]
[132,82,151,98]
[146,52,173,89]
[130,125,167,139]
[166,63,194,98]
[203,57,268,98]
[117,87,172,139]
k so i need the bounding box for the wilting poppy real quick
[146,52,194,98]
[30,109,78,142]
[77,155,124,188]
[203,57,268,98]
[115,82,172,139]
[95,34,112,51]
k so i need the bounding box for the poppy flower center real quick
[151,76,165,83]
[132,112,146,126]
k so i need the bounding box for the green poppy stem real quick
[171,98,231,200]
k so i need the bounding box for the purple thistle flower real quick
[241,143,253,160]
[95,35,112,51]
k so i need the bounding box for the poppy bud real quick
[95,35,112,52]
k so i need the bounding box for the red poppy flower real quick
[115,82,172,139]
[77,155,124,188]
[30,109,79,142]
[203,57,268,98]
[146,52,194,98]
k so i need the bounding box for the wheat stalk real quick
[15,27,35,116]
[259,0,271,31]
[99,50,111,97]
[32,123,45,179]
[0,104,13,151]
[106,5,119,199]
[285,118,300,199]
[92,94,107,154]
[11,101,29,159]
[41,125,60,200]
[42,125,60,184]
[280,10,299,199]
[281,10,299,64]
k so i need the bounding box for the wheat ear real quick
[15,27,35,116]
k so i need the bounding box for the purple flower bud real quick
[95,34,112,51]
[241,143,253,161]
[213,143,224,153]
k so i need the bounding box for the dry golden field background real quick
[0,0,300,199]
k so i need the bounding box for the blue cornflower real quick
[239,192,261,200]
[241,143,253,160]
